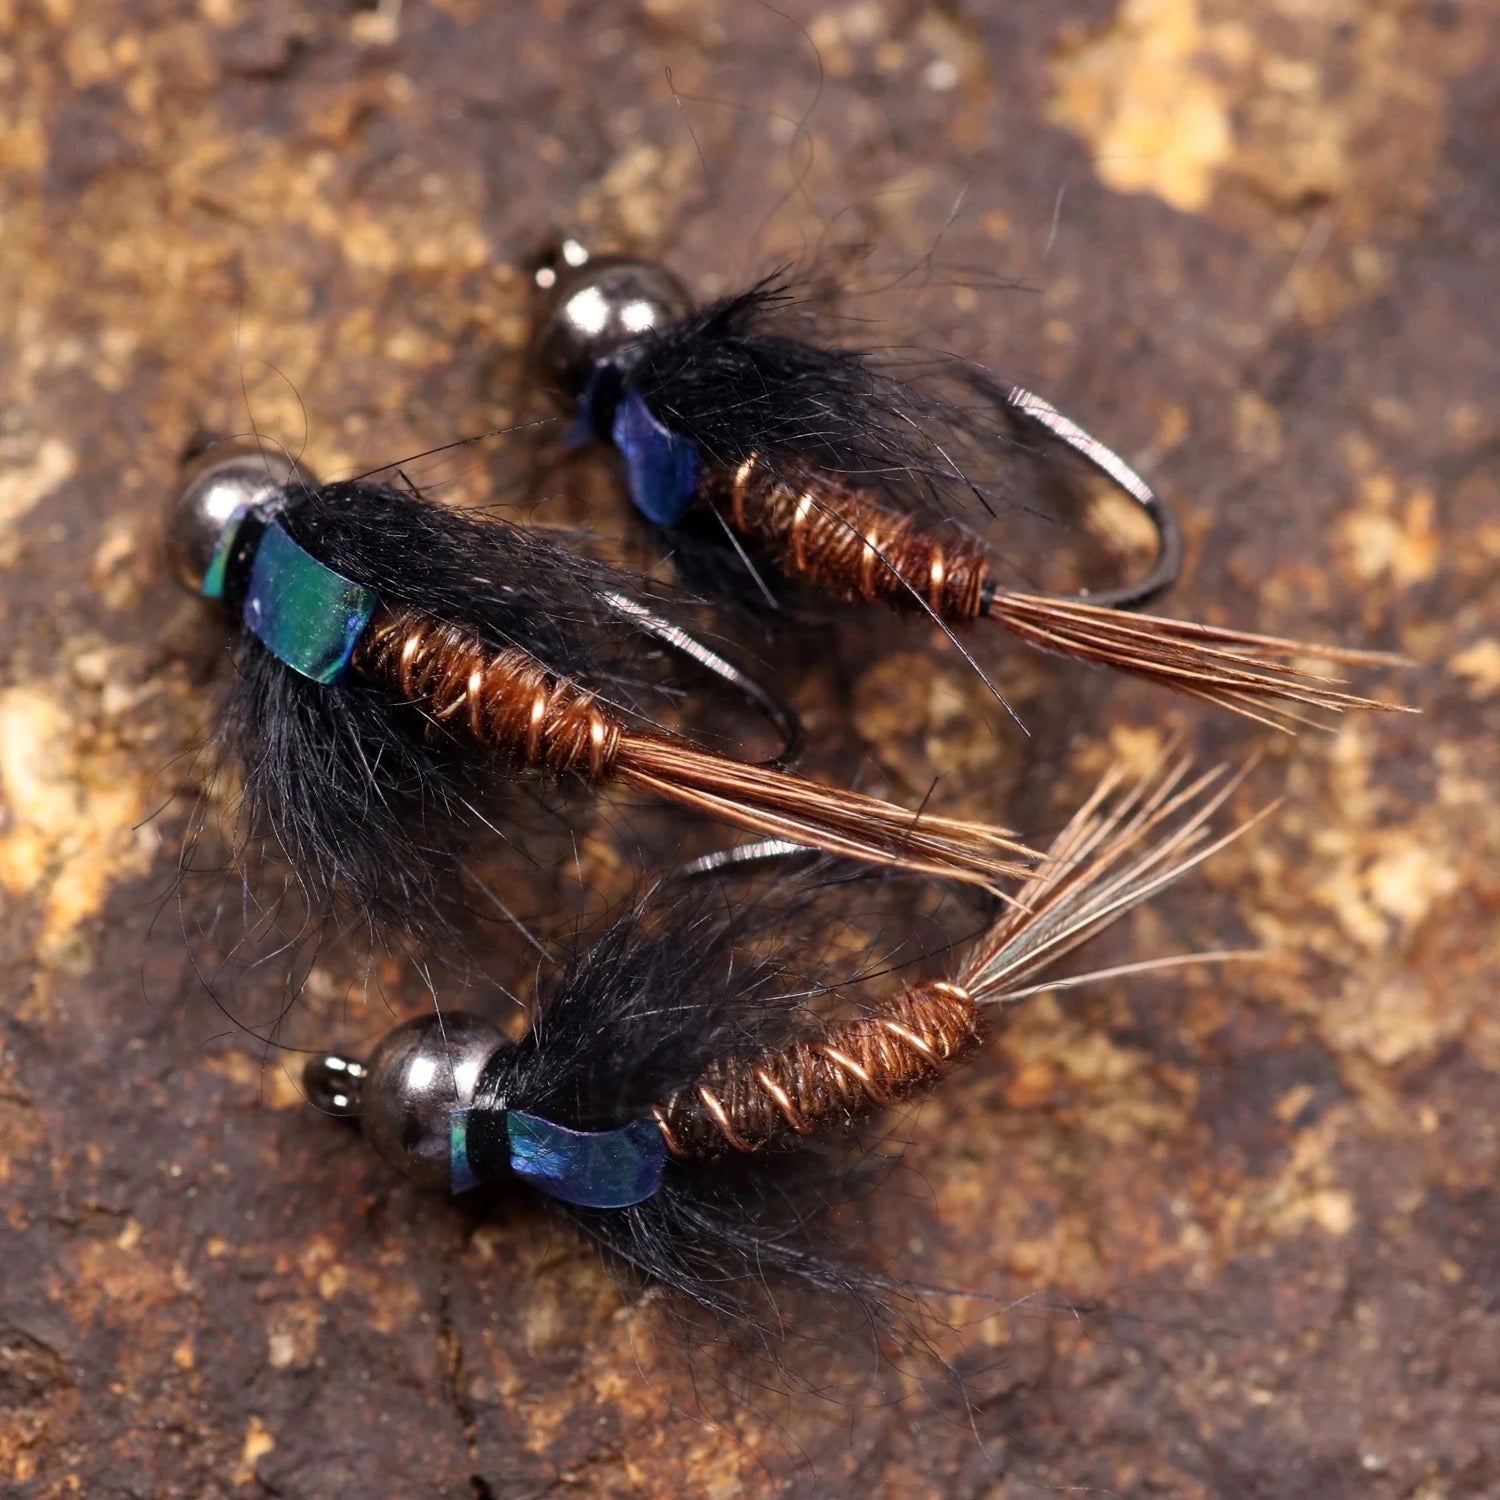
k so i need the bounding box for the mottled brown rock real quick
[0,1,1495,1495]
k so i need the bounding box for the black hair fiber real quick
[278,478,682,686]
[629,282,967,493]
[470,883,915,1334]
[215,478,702,934]
[618,278,1030,612]
[217,638,479,936]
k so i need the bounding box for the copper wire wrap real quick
[653,981,981,1158]
[355,609,623,781]
[711,455,991,622]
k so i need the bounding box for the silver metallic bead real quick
[535,240,692,396]
[167,439,316,595]
[357,1013,505,1191]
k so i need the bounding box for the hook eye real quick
[304,1052,367,1117]
[600,590,805,770]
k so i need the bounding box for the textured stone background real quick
[1,0,1496,1495]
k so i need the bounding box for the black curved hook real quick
[600,591,806,770]
[1000,384,1184,612]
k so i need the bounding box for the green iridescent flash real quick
[241,522,378,684]
[200,504,249,600]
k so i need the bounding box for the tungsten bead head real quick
[536,245,692,396]
[167,440,315,595]
[357,1013,504,1192]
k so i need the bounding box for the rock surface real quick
[0,1,1494,1495]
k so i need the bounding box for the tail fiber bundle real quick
[955,752,1269,1003]
[613,737,1031,888]
[986,591,1410,734]
[356,606,1036,889]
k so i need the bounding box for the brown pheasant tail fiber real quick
[956,751,1273,1006]
[986,590,1415,733]
[614,732,1035,889]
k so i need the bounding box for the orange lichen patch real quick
[852,648,930,747]
[1243,1116,1358,1242]
[51,1233,199,1399]
[851,649,1029,794]
[1305,819,1462,957]
[1102,721,1173,772]
[1049,0,1482,316]
[201,1052,307,1111]
[574,139,705,245]
[293,1233,360,1304]
[999,994,1195,1140]
[1322,970,1466,1071]
[1048,0,1235,214]
[265,1301,322,1371]
[1338,485,1441,590]
[232,1417,275,1489]
[1365,845,1460,929]
[1234,391,1285,464]
[0,1351,78,1489]
[0,436,76,530]
[0,683,156,979]
[91,519,144,613]
[288,1232,421,1335]
[1229,726,1480,986]
[807,4,890,79]
[1450,640,1500,699]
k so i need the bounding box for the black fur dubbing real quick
[606,280,1042,611]
[277,479,680,688]
[218,638,482,935]
[644,284,1040,496]
[213,478,705,934]
[467,887,909,1329]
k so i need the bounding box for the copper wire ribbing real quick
[711,455,991,621]
[653,981,981,1158]
[355,607,622,781]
